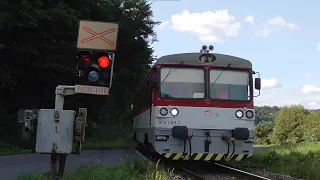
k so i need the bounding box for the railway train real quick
[132,45,261,162]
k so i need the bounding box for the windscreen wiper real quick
[210,64,231,87]
[161,61,184,84]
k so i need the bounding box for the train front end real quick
[152,52,261,162]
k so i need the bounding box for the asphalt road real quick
[0,146,265,180]
[0,149,137,180]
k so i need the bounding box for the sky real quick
[148,0,320,109]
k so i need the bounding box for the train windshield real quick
[209,69,250,101]
[160,67,205,99]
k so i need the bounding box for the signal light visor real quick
[98,56,110,68]
[235,110,243,118]
[159,108,168,116]
[88,71,99,82]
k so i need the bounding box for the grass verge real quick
[235,142,320,180]
[0,142,32,156]
[18,157,172,180]
[0,138,132,156]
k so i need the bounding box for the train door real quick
[149,73,157,126]
[148,80,153,126]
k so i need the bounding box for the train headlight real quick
[159,108,168,116]
[235,110,243,118]
[246,110,254,119]
[199,54,216,63]
[170,108,179,116]
[200,55,207,62]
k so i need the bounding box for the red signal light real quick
[81,55,91,66]
[98,56,110,68]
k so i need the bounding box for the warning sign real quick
[76,20,119,51]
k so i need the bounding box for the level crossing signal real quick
[76,51,113,87]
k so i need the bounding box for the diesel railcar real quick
[132,48,261,162]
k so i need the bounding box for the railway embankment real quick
[231,142,320,180]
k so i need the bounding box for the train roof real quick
[154,53,252,69]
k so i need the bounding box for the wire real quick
[222,136,230,159]
[231,139,235,156]
[188,138,192,158]
[161,61,184,84]
[210,64,231,87]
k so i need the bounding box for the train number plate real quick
[158,120,181,125]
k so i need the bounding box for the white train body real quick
[132,53,261,161]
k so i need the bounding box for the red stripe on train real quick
[154,100,253,108]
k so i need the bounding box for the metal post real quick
[50,85,76,178]
[109,53,116,88]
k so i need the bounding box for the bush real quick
[255,121,273,145]
[269,105,308,145]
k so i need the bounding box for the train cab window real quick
[160,67,205,99]
[209,70,250,101]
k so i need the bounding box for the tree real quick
[255,121,274,144]
[0,0,159,144]
[303,110,320,141]
[269,105,308,145]
[254,106,280,124]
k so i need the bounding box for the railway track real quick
[135,148,272,180]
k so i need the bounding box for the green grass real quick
[236,141,320,180]
[77,138,132,150]
[0,138,132,156]
[0,142,33,156]
[17,157,172,180]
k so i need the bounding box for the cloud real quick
[305,73,312,78]
[155,21,170,31]
[317,42,320,52]
[267,17,299,30]
[245,15,254,24]
[304,73,313,81]
[301,85,320,93]
[255,88,320,109]
[261,78,281,89]
[170,9,241,43]
[255,28,271,37]
[308,102,320,109]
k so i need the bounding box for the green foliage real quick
[254,121,274,144]
[254,106,280,124]
[303,110,320,141]
[0,0,159,146]
[254,105,320,146]
[269,105,309,145]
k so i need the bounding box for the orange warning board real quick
[76,20,119,51]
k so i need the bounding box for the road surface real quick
[0,149,136,180]
[0,146,265,180]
